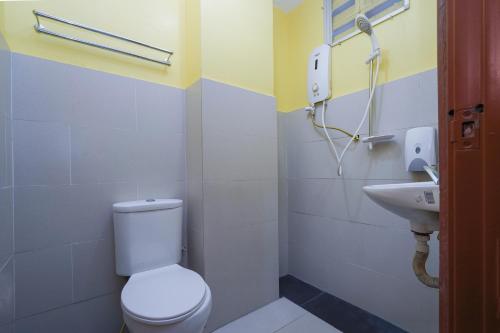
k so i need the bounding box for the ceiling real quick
[273,0,304,13]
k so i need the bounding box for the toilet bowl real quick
[113,199,212,333]
[121,265,212,333]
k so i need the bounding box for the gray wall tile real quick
[12,54,73,123]
[0,259,14,326]
[14,182,136,252]
[205,222,279,331]
[15,246,73,318]
[71,70,135,130]
[186,81,205,277]
[14,185,72,253]
[136,80,185,134]
[278,178,288,277]
[70,126,136,184]
[0,33,13,330]
[137,179,184,200]
[0,324,12,333]
[204,180,277,229]
[0,115,12,188]
[14,293,122,333]
[10,52,186,329]
[135,130,185,183]
[69,293,122,333]
[14,302,75,333]
[187,227,204,276]
[0,189,13,264]
[13,120,70,186]
[203,133,277,181]
[67,182,137,244]
[202,79,277,138]
[186,79,279,330]
[281,69,439,333]
[186,81,204,233]
[373,70,438,133]
[12,54,136,130]
[278,112,289,277]
[72,240,125,302]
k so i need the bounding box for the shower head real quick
[355,14,373,36]
[355,14,380,62]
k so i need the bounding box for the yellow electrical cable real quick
[311,118,360,142]
[119,322,125,333]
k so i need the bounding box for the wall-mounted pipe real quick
[412,233,439,289]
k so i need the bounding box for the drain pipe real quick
[412,232,439,289]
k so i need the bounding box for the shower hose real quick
[320,53,381,176]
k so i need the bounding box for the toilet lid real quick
[121,265,207,324]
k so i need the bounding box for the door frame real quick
[438,0,500,332]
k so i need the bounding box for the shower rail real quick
[33,10,173,66]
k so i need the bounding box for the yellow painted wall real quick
[0,0,274,95]
[274,8,293,112]
[199,0,274,96]
[0,0,186,88]
[274,0,437,112]
[0,4,4,33]
[184,0,201,87]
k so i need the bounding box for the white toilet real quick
[113,199,212,333]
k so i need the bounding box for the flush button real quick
[146,199,156,202]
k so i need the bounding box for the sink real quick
[363,181,439,233]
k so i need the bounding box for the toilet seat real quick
[121,265,207,326]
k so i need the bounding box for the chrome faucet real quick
[423,165,439,185]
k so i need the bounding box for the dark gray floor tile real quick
[302,293,407,333]
[279,275,322,305]
[280,275,407,333]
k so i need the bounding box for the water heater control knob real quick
[312,83,319,93]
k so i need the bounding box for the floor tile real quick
[276,313,342,333]
[279,275,322,305]
[302,293,406,333]
[213,298,306,333]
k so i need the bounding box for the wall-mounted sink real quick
[363,181,439,233]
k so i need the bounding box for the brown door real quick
[439,0,500,332]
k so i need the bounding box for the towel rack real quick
[33,10,173,66]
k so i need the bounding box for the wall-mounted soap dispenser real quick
[405,127,437,171]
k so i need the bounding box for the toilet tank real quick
[113,199,183,276]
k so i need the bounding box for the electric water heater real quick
[307,44,331,104]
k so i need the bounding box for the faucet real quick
[423,165,439,185]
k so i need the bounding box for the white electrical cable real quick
[320,53,381,176]
[320,99,341,173]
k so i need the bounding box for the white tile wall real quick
[278,113,289,277]
[186,79,279,331]
[0,260,14,326]
[13,120,70,186]
[280,69,440,333]
[8,53,186,331]
[15,246,73,318]
[71,239,125,302]
[13,293,122,333]
[0,32,14,330]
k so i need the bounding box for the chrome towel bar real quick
[33,10,173,66]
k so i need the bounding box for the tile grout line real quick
[299,292,325,308]
[271,311,308,333]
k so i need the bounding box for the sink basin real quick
[363,181,439,233]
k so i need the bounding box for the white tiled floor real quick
[213,298,342,333]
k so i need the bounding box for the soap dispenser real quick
[405,127,437,172]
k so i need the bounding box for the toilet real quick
[113,199,211,333]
